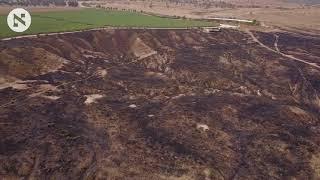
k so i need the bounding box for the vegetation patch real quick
[0,8,215,38]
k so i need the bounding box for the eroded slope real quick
[0,29,320,179]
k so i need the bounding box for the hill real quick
[0,28,320,179]
[286,0,320,5]
[0,0,78,6]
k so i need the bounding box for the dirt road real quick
[246,29,320,69]
[0,27,200,41]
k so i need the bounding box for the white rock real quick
[172,94,185,99]
[97,69,108,77]
[196,123,209,131]
[129,104,137,108]
[84,94,104,105]
[257,90,262,96]
[41,95,60,100]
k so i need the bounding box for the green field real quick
[0,8,215,38]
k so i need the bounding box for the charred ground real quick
[0,29,320,179]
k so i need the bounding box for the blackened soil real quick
[0,29,320,179]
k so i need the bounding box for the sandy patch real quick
[310,153,320,178]
[172,94,186,99]
[0,47,69,79]
[97,68,108,78]
[130,37,157,60]
[0,82,29,90]
[0,80,48,90]
[128,104,137,108]
[29,84,60,98]
[287,106,308,116]
[82,50,110,59]
[84,94,104,105]
[196,123,210,131]
[144,71,169,80]
[40,95,60,100]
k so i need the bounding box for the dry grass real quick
[86,1,320,31]
[0,6,83,15]
[310,153,320,178]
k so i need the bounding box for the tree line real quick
[0,0,78,7]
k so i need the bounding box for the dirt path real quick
[246,29,320,69]
[0,53,145,109]
[274,34,280,52]
[0,72,98,109]
[0,27,203,41]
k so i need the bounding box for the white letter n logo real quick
[13,13,26,27]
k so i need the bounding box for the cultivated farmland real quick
[0,8,214,38]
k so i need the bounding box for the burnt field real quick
[253,31,320,65]
[0,29,320,179]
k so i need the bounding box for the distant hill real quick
[0,0,78,6]
[1,0,318,7]
[79,0,319,7]
[285,0,320,5]
[157,0,320,6]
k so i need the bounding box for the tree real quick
[68,0,79,7]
